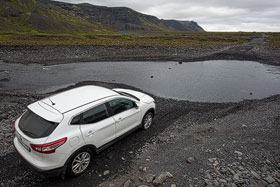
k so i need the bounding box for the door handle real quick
[116,117,122,122]
[87,131,94,137]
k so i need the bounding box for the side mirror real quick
[134,102,139,109]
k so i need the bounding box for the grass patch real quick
[0,31,259,47]
[268,33,280,48]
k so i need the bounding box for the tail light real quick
[30,137,67,154]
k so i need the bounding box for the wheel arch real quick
[64,144,98,166]
[145,108,155,117]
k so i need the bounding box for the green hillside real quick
[0,0,110,33]
[0,0,204,33]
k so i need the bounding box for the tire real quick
[67,148,92,176]
[142,112,154,130]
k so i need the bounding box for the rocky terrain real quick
[0,34,279,187]
[0,34,279,66]
[98,94,280,187]
[0,81,279,187]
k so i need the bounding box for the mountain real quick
[0,0,204,33]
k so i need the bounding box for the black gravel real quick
[0,34,279,187]
[0,82,234,187]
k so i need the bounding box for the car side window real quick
[71,115,81,125]
[108,99,135,115]
[82,104,109,124]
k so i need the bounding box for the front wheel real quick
[142,112,154,130]
[67,149,92,176]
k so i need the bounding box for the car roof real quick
[40,85,119,113]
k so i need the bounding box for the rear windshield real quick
[19,110,58,139]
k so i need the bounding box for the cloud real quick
[57,0,280,31]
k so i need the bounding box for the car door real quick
[108,98,141,138]
[77,103,116,148]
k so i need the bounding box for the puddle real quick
[0,60,280,102]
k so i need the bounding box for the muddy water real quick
[0,60,280,102]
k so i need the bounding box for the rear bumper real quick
[14,140,64,178]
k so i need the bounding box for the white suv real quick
[13,85,155,177]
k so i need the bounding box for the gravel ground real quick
[0,35,279,66]
[0,82,232,187]
[0,81,279,187]
[0,45,231,65]
[98,95,280,187]
[0,34,279,187]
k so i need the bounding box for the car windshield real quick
[19,110,58,138]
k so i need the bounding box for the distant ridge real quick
[0,0,205,33]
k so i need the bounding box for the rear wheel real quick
[142,112,153,130]
[67,149,92,176]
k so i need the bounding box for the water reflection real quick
[0,60,280,103]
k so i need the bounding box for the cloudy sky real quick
[58,0,280,32]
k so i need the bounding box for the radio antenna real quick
[48,97,55,106]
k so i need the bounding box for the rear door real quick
[78,104,116,148]
[108,98,141,138]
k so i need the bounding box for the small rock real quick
[145,174,155,183]
[213,180,219,186]
[219,179,227,183]
[121,157,125,161]
[171,184,176,187]
[186,157,195,163]
[205,173,212,179]
[142,167,147,172]
[233,173,240,182]
[0,78,10,82]
[276,172,280,179]
[204,179,211,185]
[253,180,268,187]
[238,166,244,171]
[251,170,261,180]
[153,172,173,186]
[208,158,217,163]
[234,151,243,157]
[103,170,110,176]
[266,183,279,187]
[199,168,204,174]
[150,76,154,78]
[213,160,219,167]
[264,176,276,184]
[0,115,8,121]
[228,168,236,175]
[265,159,271,165]
[178,61,183,64]
[124,180,133,187]
[138,185,148,187]
[107,154,113,160]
